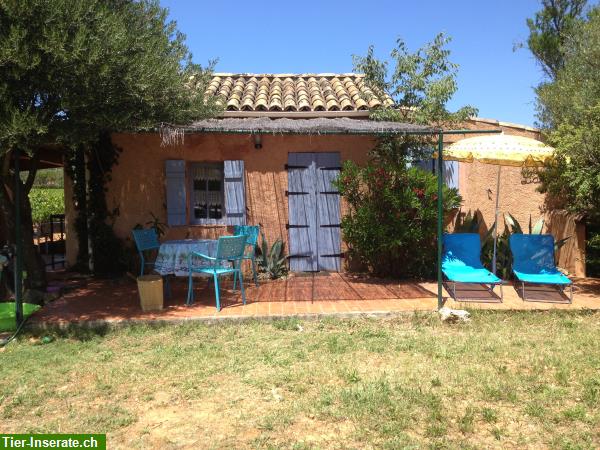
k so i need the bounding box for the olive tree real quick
[0,0,219,291]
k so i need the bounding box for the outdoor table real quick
[154,239,223,277]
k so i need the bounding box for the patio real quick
[30,272,600,327]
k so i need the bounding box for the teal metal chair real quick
[132,228,170,298]
[186,234,247,311]
[132,229,161,276]
[233,225,260,286]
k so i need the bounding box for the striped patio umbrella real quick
[443,134,555,274]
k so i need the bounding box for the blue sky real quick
[162,0,545,127]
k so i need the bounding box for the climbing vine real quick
[66,132,126,276]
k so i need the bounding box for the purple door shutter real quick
[316,152,341,271]
[287,153,318,271]
[165,160,186,226]
[224,160,246,225]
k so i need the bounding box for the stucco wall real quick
[105,132,376,255]
[63,120,586,276]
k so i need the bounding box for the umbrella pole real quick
[492,165,501,275]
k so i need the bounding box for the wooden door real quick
[287,152,341,272]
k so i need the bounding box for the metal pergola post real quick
[436,133,444,309]
[14,148,23,326]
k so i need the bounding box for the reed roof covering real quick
[185,117,433,135]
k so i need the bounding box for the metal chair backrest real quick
[132,228,161,252]
[233,225,260,247]
[509,234,556,274]
[216,235,247,261]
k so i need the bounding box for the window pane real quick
[192,166,208,220]
[191,163,224,222]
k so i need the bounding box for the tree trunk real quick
[19,190,46,290]
[0,150,47,292]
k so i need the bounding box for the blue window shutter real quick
[165,160,187,226]
[287,153,318,272]
[224,160,246,225]
[433,159,460,190]
[422,159,460,191]
[316,152,341,271]
[415,159,435,173]
[444,160,459,190]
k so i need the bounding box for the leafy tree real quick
[533,6,600,219]
[526,0,587,79]
[0,0,219,290]
[337,35,476,278]
[354,33,477,127]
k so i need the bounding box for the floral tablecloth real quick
[154,239,222,277]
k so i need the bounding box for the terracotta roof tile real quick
[207,73,393,113]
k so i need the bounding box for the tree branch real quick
[24,150,40,194]
[0,150,14,203]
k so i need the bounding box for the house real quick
[63,73,585,276]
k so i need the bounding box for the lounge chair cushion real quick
[509,234,571,285]
[512,269,571,285]
[442,233,501,284]
[443,266,502,283]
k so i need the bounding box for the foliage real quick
[454,211,570,279]
[86,133,127,276]
[64,132,126,275]
[526,0,587,79]
[585,225,600,277]
[353,33,477,127]
[133,212,167,239]
[530,5,600,220]
[336,161,461,278]
[146,213,167,239]
[28,188,64,225]
[337,34,474,278]
[0,0,220,152]
[256,230,287,280]
[23,168,64,189]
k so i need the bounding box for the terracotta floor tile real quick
[30,274,600,326]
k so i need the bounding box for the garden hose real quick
[0,315,29,347]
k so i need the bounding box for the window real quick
[165,159,245,227]
[190,162,225,224]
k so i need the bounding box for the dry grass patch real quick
[0,311,599,448]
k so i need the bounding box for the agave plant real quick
[256,230,288,279]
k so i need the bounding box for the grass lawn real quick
[1,311,600,449]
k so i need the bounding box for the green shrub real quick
[335,159,461,279]
[29,188,64,225]
[586,224,600,277]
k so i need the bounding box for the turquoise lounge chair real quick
[509,234,573,302]
[442,233,503,302]
[233,225,259,286]
[186,234,247,311]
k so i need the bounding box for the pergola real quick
[10,118,500,326]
